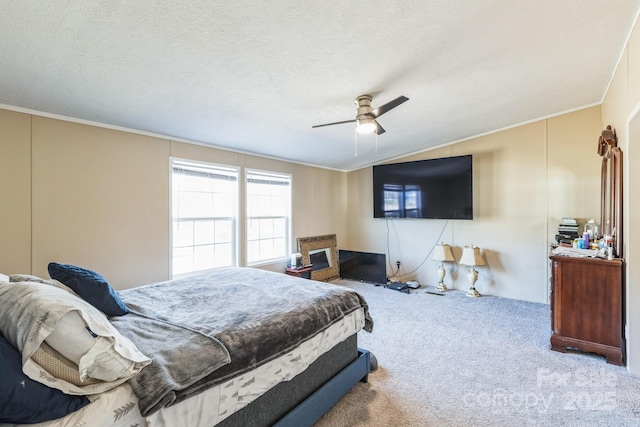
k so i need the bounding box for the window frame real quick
[244,168,292,266]
[170,157,240,278]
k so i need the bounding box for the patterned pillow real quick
[10,273,77,294]
[0,281,151,395]
[48,262,129,316]
[0,334,90,423]
[9,273,46,283]
[31,341,102,387]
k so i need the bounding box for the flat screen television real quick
[339,250,387,285]
[372,154,473,220]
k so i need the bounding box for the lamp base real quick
[436,264,449,292]
[466,287,481,298]
[465,268,481,297]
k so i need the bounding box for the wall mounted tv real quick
[372,154,473,220]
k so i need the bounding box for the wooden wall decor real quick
[297,234,339,281]
[598,125,623,257]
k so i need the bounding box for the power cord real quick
[385,218,449,280]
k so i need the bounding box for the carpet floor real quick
[314,280,640,427]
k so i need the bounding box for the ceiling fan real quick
[312,94,409,135]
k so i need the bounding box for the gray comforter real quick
[110,267,373,416]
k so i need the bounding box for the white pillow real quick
[0,272,8,282]
[0,281,151,395]
[45,311,136,382]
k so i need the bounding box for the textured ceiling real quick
[1,1,639,171]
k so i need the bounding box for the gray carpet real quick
[315,280,640,426]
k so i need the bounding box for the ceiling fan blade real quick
[370,96,409,118]
[312,119,356,129]
[373,121,386,135]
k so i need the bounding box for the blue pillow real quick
[48,262,129,316]
[0,335,90,423]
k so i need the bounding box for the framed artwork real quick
[297,234,339,281]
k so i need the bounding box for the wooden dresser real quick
[549,255,625,365]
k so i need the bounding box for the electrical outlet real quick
[396,260,401,269]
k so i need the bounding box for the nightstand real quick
[285,266,313,279]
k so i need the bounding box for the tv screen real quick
[309,249,330,270]
[373,155,473,220]
[339,250,387,285]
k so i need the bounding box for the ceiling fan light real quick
[356,117,376,134]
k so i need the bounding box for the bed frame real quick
[276,348,370,426]
[217,334,370,427]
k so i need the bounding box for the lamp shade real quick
[432,243,454,262]
[459,245,485,267]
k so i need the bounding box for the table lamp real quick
[432,243,454,292]
[459,245,485,297]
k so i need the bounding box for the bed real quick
[0,266,373,427]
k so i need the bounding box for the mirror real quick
[297,234,339,281]
[598,126,623,257]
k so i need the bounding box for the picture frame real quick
[297,234,339,281]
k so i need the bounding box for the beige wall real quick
[345,106,602,303]
[0,110,31,273]
[0,110,347,288]
[601,16,640,375]
[31,117,171,288]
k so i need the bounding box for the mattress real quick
[2,308,365,427]
[111,266,373,416]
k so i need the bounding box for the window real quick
[383,184,422,218]
[383,184,403,217]
[246,169,292,265]
[171,159,238,276]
